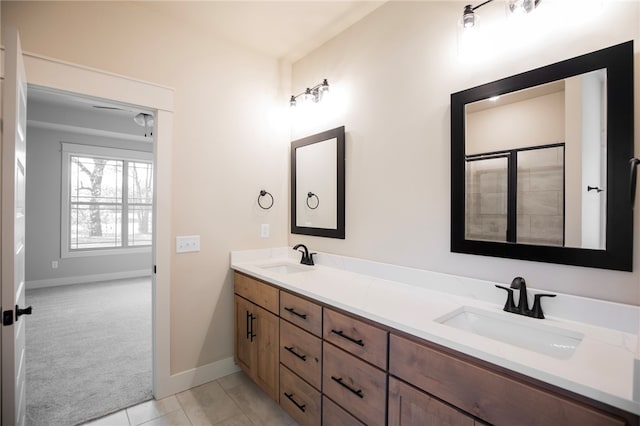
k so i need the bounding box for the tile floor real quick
[82,371,298,426]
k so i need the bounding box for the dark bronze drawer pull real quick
[331,329,364,347]
[284,306,307,319]
[284,345,307,361]
[331,376,364,398]
[284,392,306,412]
[248,313,256,342]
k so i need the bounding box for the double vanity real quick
[231,247,640,425]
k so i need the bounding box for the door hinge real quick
[154,265,157,274]
[3,310,14,326]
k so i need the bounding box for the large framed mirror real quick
[451,41,634,271]
[291,126,345,239]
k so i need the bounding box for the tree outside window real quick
[63,143,152,255]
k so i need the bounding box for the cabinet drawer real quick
[280,291,322,337]
[280,319,322,390]
[234,272,278,314]
[389,334,625,426]
[323,343,386,426]
[388,377,475,426]
[280,365,321,426]
[323,308,388,369]
[322,396,365,426]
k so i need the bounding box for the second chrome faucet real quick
[496,277,556,319]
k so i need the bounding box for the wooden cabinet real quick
[234,270,638,426]
[279,319,322,389]
[280,291,322,337]
[234,273,279,401]
[280,365,321,426]
[323,342,387,426]
[388,377,475,426]
[323,307,388,370]
[322,307,388,426]
[322,396,365,426]
[389,333,627,426]
[278,292,323,423]
[235,272,278,314]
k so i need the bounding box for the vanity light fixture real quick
[507,0,541,15]
[461,0,494,29]
[289,79,329,107]
[461,0,541,29]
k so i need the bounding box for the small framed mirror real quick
[451,41,634,271]
[291,126,345,239]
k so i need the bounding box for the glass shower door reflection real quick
[465,156,509,242]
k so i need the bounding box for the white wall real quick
[289,1,640,305]
[3,1,289,375]
[25,99,153,287]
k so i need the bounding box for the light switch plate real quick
[261,224,270,238]
[176,235,200,253]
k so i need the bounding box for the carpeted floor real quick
[25,278,153,426]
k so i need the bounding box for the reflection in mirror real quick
[465,72,605,249]
[451,41,634,271]
[296,138,337,229]
[291,126,345,239]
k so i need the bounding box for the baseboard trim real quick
[26,269,151,289]
[157,357,240,398]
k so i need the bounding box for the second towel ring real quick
[306,192,319,210]
[258,190,274,210]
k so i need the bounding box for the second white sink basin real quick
[259,262,312,274]
[436,306,583,360]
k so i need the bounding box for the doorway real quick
[0,49,175,424]
[24,87,156,423]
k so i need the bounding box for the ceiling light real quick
[289,79,330,107]
[134,112,154,137]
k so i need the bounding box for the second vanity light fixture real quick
[462,0,541,29]
[289,79,329,107]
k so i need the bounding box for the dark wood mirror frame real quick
[451,41,634,271]
[291,126,345,239]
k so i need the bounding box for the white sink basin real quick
[259,262,312,274]
[435,306,583,360]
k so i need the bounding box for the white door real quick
[2,28,30,426]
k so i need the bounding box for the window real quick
[61,143,153,257]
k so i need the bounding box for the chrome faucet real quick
[495,277,556,319]
[292,244,316,266]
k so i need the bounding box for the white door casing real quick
[1,28,29,426]
[18,51,175,398]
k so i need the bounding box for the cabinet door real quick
[388,377,475,426]
[234,295,254,375]
[254,304,280,401]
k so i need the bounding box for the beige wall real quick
[2,1,289,374]
[289,1,640,305]
[466,91,565,155]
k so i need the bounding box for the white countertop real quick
[230,247,640,415]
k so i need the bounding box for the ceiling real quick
[27,1,385,118]
[137,1,385,62]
